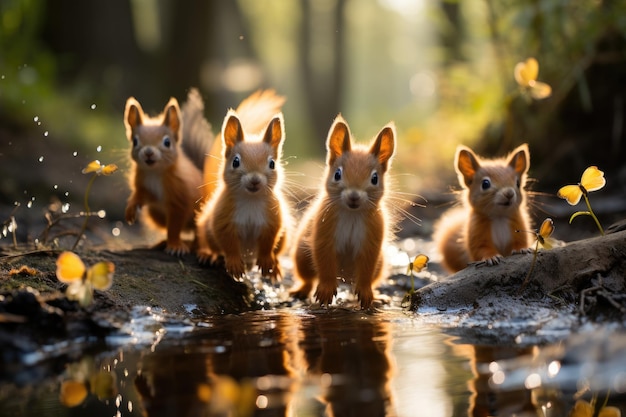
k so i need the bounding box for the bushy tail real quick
[202,89,286,198]
[181,88,214,170]
[233,89,286,134]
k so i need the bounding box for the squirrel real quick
[196,90,289,281]
[433,143,532,273]
[123,88,213,256]
[290,115,396,309]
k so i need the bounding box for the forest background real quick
[1,0,625,243]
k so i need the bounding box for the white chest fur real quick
[491,217,512,254]
[334,210,365,256]
[144,172,164,201]
[234,198,266,241]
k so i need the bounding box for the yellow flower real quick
[536,218,555,249]
[557,166,606,235]
[82,160,118,176]
[56,251,114,307]
[406,254,429,275]
[59,380,89,408]
[558,166,606,206]
[570,399,621,417]
[514,57,552,99]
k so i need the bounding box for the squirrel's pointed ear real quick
[455,146,481,187]
[508,143,530,176]
[162,98,182,141]
[262,114,284,151]
[124,98,143,134]
[370,123,395,171]
[222,111,244,149]
[326,115,351,165]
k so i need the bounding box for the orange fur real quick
[196,90,289,281]
[433,144,532,273]
[124,93,208,256]
[291,115,396,309]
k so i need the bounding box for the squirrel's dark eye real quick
[481,178,491,190]
[371,171,379,186]
[334,167,342,182]
[162,136,171,148]
[232,155,241,169]
[268,158,275,170]
[132,135,139,148]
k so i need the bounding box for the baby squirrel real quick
[124,88,212,255]
[196,90,289,281]
[434,143,531,273]
[290,115,396,309]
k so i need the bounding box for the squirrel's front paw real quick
[257,256,281,282]
[513,247,534,255]
[125,205,138,224]
[197,249,218,265]
[225,256,246,279]
[290,282,313,300]
[165,241,190,257]
[314,283,337,307]
[481,254,503,266]
[355,286,374,310]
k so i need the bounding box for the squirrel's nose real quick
[347,191,361,208]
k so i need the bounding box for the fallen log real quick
[411,229,626,315]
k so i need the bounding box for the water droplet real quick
[112,227,121,237]
[73,151,78,157]
[38,156,44,162]
[97,210,106,218]
[27,201,33,208]
[90,104,96,110]
[62,203,70,213]
[96,145,102,152]
[1,75,5,80]
[33,116,39,122]
[43,131,49,137]
[37,121,41,126]
[53,184,58,189]
[239,35,244,40]
[65,191,69,197]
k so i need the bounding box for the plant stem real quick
[520,240,539,292]
[583,194,605,236]
[72,174,97,250]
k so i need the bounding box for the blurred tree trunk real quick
[41,0,141,107]
[299,0,346,153]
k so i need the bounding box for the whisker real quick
[387,202,422,227]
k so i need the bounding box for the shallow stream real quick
[2,298,626,417]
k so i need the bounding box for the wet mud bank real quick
[412,228,626,344]
[1,228,626,367]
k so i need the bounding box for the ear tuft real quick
[124,97,144,138]
[508,143,530,176]
[222,111,244,149]
[162,98,182,141]
[455,146,481,187]
[370,123,396,171]
[263,114,285,151]
[326,114,352,165]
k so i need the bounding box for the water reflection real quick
[296,310,393,416]
[2,310,626,416]
[460,345,538,417]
